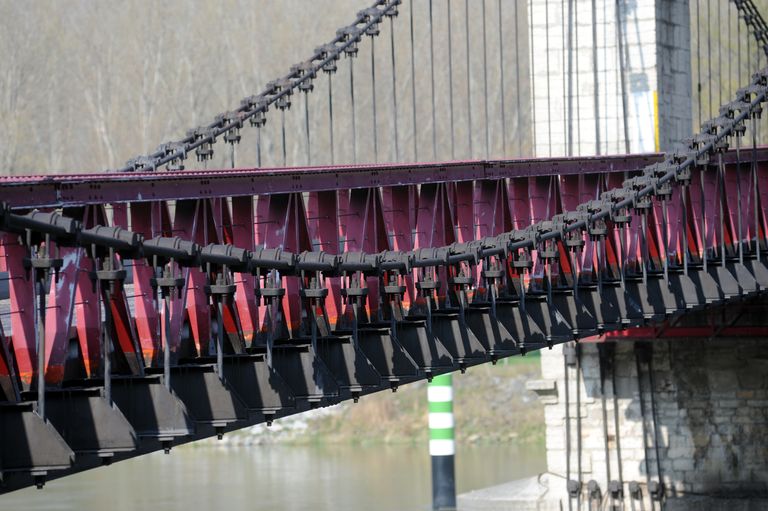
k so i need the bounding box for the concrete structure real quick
[528,0,692,157]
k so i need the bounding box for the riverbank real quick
[200,354,544,447]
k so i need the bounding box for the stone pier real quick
[459,338,768,510]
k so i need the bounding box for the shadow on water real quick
[1,442,545,511]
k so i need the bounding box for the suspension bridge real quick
[1,0,768,509]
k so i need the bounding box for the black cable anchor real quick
[124,155,157,173]
[378,250,412,388]
[507,229,536,351]
[250,248,295,369]
[412,247,451,378]
[144,236,200,390]
[241,95,269,128]
[339,252,379,347]
[315,44,341,74]
[187,126,216,162]
[337,26,362,57]
[216,111,246,146]
[478,236,508,324]
[6,209,79,422]
[200,244,249,381]
[80,225,145,406]
[292,61,317,93]
[266,79,294,111]
[358,7,383,37]
[296,251,337,343]
[156,142,187,171]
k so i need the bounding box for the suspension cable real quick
[304,91,312,165]
[115,0,768,176]
[563,0,573,156]
[482,0,490,158]
[616,0,630,153]
[545,0,553,157]
[683,176,689,275]
[118,0,399,173]
[647,345,665,506]
[701,158,708,272]
[498,0,506,157]
[528,0,536,155]
[576,343,583,510]
[465,0,473,158]
[281,109,287,167]
[635,344,655,511]
[719,1,723,109]
[564,347,573,511]
[736,130,744,265]
[371,37,379,163]
[448,0,456,160]
[591,0,601,156]
[719,153,727,267]
[350,57,358,164]
[610,344,625,504]
[328,73,335,165]
[697,0,702,127]
[257,125,263,167]
[598,345,612,504]
[729,2,732,100]
[753,115,760,260]
[738,2,742,89]
[429,0,437,160]
[61,0,768,272]
[708,0,713,119]
[574,0,581,155]
[409,0,418,162]
[514,0,522,156]
[390,16,399,163]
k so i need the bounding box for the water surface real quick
[1,442,545,511]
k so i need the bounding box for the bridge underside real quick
[0,146,768,493]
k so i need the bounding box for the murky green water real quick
[0,442,545,511]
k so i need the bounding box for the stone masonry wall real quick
[528,0,690,157]
[530,339,768,510]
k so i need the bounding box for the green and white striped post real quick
[428,373,456,510]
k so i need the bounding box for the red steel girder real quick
[2,151,768,387]
[0,153,691,209]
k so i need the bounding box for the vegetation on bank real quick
[209,354,544,448]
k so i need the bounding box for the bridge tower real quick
[462,2,768,510]
[528,0,691,157]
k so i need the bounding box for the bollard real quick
[429,373,456,510]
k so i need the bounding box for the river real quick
[1,442,545,511]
